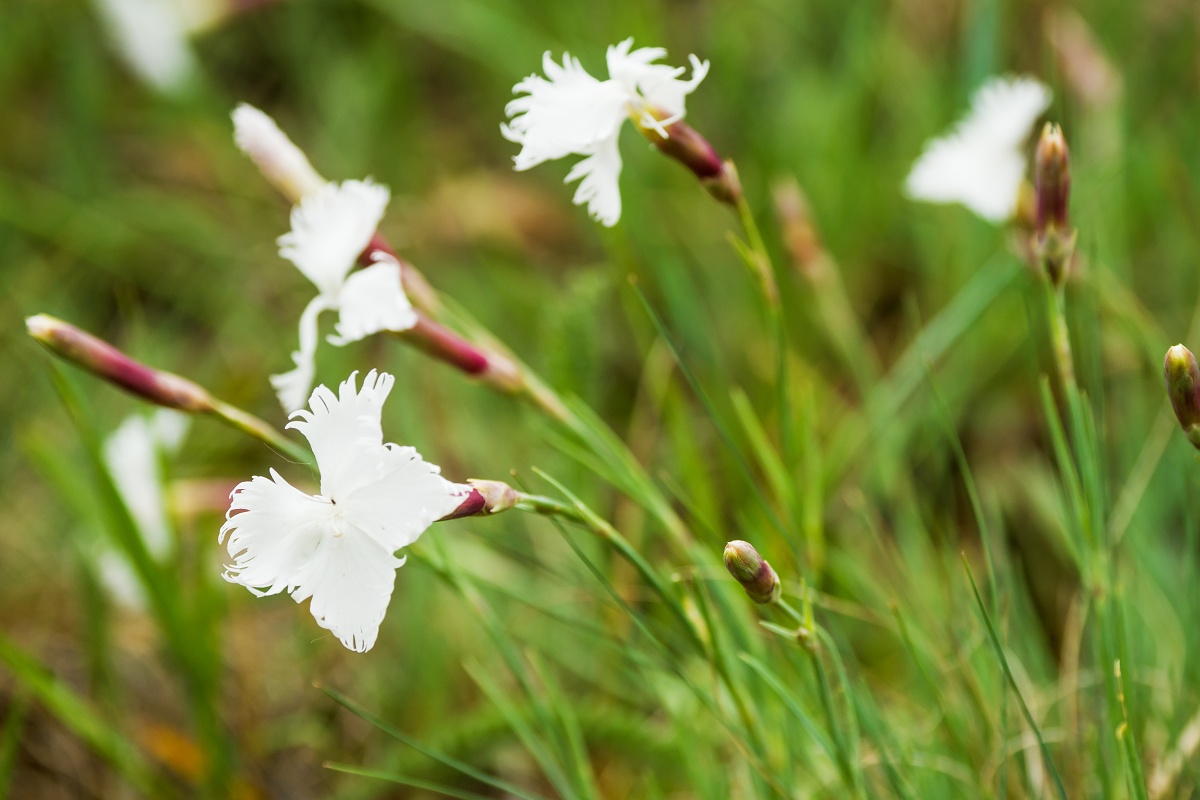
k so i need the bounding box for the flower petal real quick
[104,411,188,558]
[327,258,418,347]
[271,295,332,413]
[341,444,469,553]
[564,132,624,227]
[905,135,1028,222]
[220,469,333,596]
[288,528,403,652]
[905,75,1051,223]
[502,51,629,170]
[286,370,394,498]
[277,179,390,296]
[606,39,709,118]
[960,77,1053,150]
[95,0,197,93]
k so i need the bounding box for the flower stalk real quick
[1032,123,1078,392]
[27,314,307,462]
[774,178,879,394]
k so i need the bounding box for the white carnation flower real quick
[271,180,418,412]
[502,38,710,226]
[221,370,469,653]
[905,76,1052,223]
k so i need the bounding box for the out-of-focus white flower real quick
[502,38,710,226]
[271,180,418,412]
[220,370,468,652]
[905,76,1052,223]
[232,104,327,203]
[93,0,223,93]
[99,410,190,608]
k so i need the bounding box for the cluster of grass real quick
[3,0,1200,797]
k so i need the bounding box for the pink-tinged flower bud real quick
[399,317,522,395]
[635,112,742,206]
[723,540,781,604]
[1033,123,1076,285]
[1036,123,1071,233]
[1165,344,1200,449]
[439,479,521,521]
[26,315,215,413]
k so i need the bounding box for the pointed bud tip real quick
[25,313,57,341]
[723,540,762,580]
[1164,344,1200,435]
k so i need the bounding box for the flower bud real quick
[1165,344,1200,448]
[1033,123,1076,285]
[634,111,741,206]
[26,315,215,413]
[723,540,781,604]
[438,479,521,521]
[398,317,523,395]
[232,104,327,203]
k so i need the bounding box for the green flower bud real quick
[1165,344,1200,449]
[723,540,781,604]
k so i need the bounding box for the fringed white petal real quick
[340,444,469,553]
[94,0,197,93]
[286,370,393,498]
[271,295,331,413]
[232,104,326,200]
[906,75,1051,222]
[606,38,709,118]
[327,260,417,347]
[277,180,390,296]
[565,133,624,227]
[962,77,1053,150]
[906,137,1029,222]
[220,470,333,596]
[502,51,629,170]
[288,527,403,653]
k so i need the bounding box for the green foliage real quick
[4,0,1200,797]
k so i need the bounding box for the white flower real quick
[502,38,710,226]
[271,180,418,412]
[99,410,190,608]
[93,0,220,93]
[232,104,327,203]
[905,76,1052,223]
[220,370,469,652]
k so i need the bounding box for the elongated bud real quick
[723,540,781,604]
[27,315,215,413]
[634,111,741,206]
[1033,123,1076,285]
[438,479,521,521]
[773,178,825,279]
[232,104,327,203]
[1036,124,1070,233]
[397,317,522,395]
[1165,344,1200,449]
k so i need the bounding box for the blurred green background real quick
[4,0,1200,797]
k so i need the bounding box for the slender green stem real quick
[209,400,309,463]
[1044,281,1077,392]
